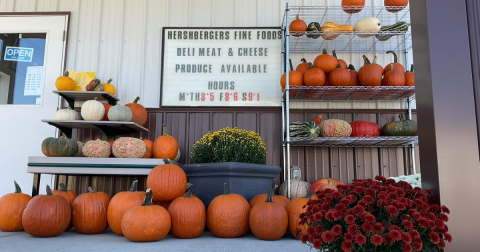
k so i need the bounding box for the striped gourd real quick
[289,121,320,138]
[375,22,410,41]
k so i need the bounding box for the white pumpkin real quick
[174,149,180,162]
[81,98,105,121]
[54,107,78,120]
[279,178,311,199]
[354,17,381,37]
[108,104,133,122]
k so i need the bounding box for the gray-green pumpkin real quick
[381,116,418,136]
[41,137,78,157]
[306,22,321,39]
[108,104,133,122]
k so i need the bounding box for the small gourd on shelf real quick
[381,115,418,136]
[108,104,133,122]
[289,121,321,138]
[55,71,76,91]
[320,22,354,40]
[354,17,382,37]
[85,79,102,91]
[101,78,116,95]
[54,107,78,120]
[306,22,321,39]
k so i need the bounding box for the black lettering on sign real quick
[195,93,200,101]
[168,31,173,39]
[179,93,185,101]
[225,31,230,40]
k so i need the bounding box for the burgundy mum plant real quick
[296,176,451,252]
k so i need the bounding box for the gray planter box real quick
[182,162,281,209]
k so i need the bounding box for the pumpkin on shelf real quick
[332,50,348,69]
[296,58,311,74]
[289,121,321,138]
[289,14,307,36]
[55,71,76,91]
[249,187,288,241]
[85,79,102,91]
[101,78,116,95]
[280,71,303,89]
[279,176,311,199]
[348,64,360,86]
[329,64,352,86]
[54,107,78,120]
[81,97,105,121]
[75,141,84,157]
[142,138,154,158]
[306,22,321,39]
[82,139,111,158]
[354,17,382,37]
[313,115,323,125]
[319,119,352,137]
[383,65,406,86]
[122,189,171,242]
[102,103,112,121]
[372,56,385,75]
[125,97,148,126]
[341,0,366,13]
[0,181,32,232]
[384,51,405,73]
[22,185,71,237]
[286,191,313,236]
[146,158,187,202]
[52,183,77,206]
[41,137,78,157]
[405,64,415,86]
[313,49,338,74]
[153,125,179,160]
[350,121,381,137]
[72,187,110,234]
[385,0,409,13]
[112,137,147,158]
[207,183,250,238]
[168,185,206,239]
[107,180,146,236]
[381,115,417,136]
[304,65,326,86]
[359,55,383,86]
[249,188,290,209]
[310,178,345,194]
[320,22,354,40]
[108,104,133,122]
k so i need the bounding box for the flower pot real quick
[181,162,281,208]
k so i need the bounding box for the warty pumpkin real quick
[207,183,250,238]
[168,186,206,239]
[101,78,116,95]
[333,50,348,69]
[85,79,101,91]
[249,187,288,241]
[55,71,76,91]
[350,121,381,137]
[146,158,187,202]
[304,65,325,86]
[142,138,154,158]
[0,181,32,232]
[384,51,405,73]
[41,137,78,157]
[383,65,405,86]
[102,103,112,121]
[108,104,133,122]
[125,97,148,126]
[22,185,71,237]
[54,107,78,120]
[279,177,311,199]
[385,0,409,12]
[82,139,111,158]
[342,0,365,13]
[121,189,171,242]
[405,64,415,86]
[329,64,352,86]
[112,137,146,158]
[249,188,290,209]
[296,58,311,74]
[153,125,179,159]
[289,14,307,36]
[72,187,110,234]
[286,191,313,236]
[319,119,352,137]
[310,178,345,194]
[81,97,105,121]
[313,49,338,74]
[107,180,146,236]
[348,64,360,86]
[280,71,303,89]
[359,55,383,86]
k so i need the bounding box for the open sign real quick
[4,46,34,62]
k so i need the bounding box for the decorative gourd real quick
[52,183,77,206]
[304,66,326,86]
[289,14,307,36]
[168,186,206,239]
[93,84,104,91]
[54,107,78,120]
[249,189,290,209]
[306,22,321,39]
[41,137,78,157]
[289,121,321,138]
[112,137,146,158]
[319,119,352,137]
[354,17,381,37]
[313,49,338,74]
[320,22,354,40]
[72,187,110,234]
[333,50,348,69]
[174,149,181,162]
[348,64,360,86]
[329,64,352,86]
[121,189,171,242]
[313,115,323,125]
[142,138,154,158]
[296,58,311,74]
[376,22,410,41]
[85,79,101,91]
[146,158,187,202]
[81,97,105,121]
[359,55,383,86]
[342,0,365,13]
[405,64,415,86]
[22,185,71,237]
[153,125,179,159]
[125,97,148,126]
[101,78,116,95]
[0,181,32,232]
[350,121,381,137]
[207,183,250,238]
[82,139,111,158]
[381,115,418,136]
[55,71,76,91]
[279,177,311,199]
[107,180,146,236]
[385,0,409,12]
[75,141,84,157]
[383,65,405,86]
[102,103,112,121]
[280,71,303,89]
[249,187,288,241]
[73,85,82,91]
[310,178,345,194]
[384,51,405,73]
[108,104,133,122]
[286,191,313,236]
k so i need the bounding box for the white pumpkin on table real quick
[108,104,133,122]
[81,97,105,121]
[54,107,78,120]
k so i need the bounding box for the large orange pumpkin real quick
[121,189,171,242]
[125,97,148,126]
[313,49,338,74]
[304,67,326,86]
[52,183,77,206]
[384,51,405,74]
[249,189,290,209]
[383,65,405,86]
[286,191,313,237]
[359,55,383,86]
[146,158,187,202]
[333,50,348,69]
[0,181,32,232]
[102,103,112,121]
[207,183,250,238]
[107,180,145,236]
[342,0,365,13]
[289,14,307,36]
[280,71,303,89]
[72,187,110,234]
[348,64,360,86]
[153,125,179,159]
[310,178,345,194]
[329,64,352,86]
[249,188,288,240]
[22,185,71,237]
[142,138,154,158]
[168,186,206,239]
[296,58,311,74]
[405,64,415,86]
[385,0,408,12]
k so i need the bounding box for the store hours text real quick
[179,92,260,102]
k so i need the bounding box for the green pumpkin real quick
[107,104,133,122]
[41,137,78,157]
[306,22,321,39]
[381,116,418,136]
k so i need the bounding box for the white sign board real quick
[161,28,282,107]
[24,66,43,96]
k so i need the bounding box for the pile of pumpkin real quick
[290,115,417,138]
[342,0,409,14]
[55,72,117,95]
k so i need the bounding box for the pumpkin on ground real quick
[310,178,345,194]
[249,187,288,241]
[286,191,313,236]
[207,183,250,238]
[76,141,84,157]
[54,107,78,120]
[142,138,154,158]
[319,119,352,137]
[0,181,32,232]
[121,189,171,242]
[383,65,405,86]
[381,115,418,136]
[354,17,382,37]
[22,185,71,237]
[108,104,133,122]
[81,97,105,121]
[405,64,415,86]
[168,186,206,239]
[107,180,145,236]
[55,71,76,91]
[52,183,77,206]
[289,14,307,36]
[296,58,311,74]
[303,67,325,86]
[112,137,146,158]
[329,64,352,86]
[153,125,179,159]
[384,51,405,73]
[41,137,78,157]
[385,0,408,12]
[342,0,365,13]
[102,103,112,121]
[333,50,348,69]
[125,97,148,126]
[280,71,303,89]
[348,64,360,86]
[101,78,116,95]
[82,139,111,158]
[359,55,383,86]
[313,49,338,74]
[72,187,110,234]
[350,121,381,137]
[85,79,101,91]
[146,158,187,202]
[279,177,311,199]
[249,189,290,209]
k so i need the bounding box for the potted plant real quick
[182,128,281,208]
[296,176,452,252]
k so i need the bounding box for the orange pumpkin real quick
[168,186,206,239]
[333,50,348,69]
[22,185,71,237]
[405,64,415,86]
[329,64,352,86]
[348,64,360,86]
[289,14,307,36]
[102,103,112,121]
[359,55,383,86]
[384,51,405,74]
[280,71,303,89]
[372,55,385,75]
[249,188,288,240]
[342,0,365,13]
[207,183,250,238]
[383,65,405,86]
[72,187,110,234]
[296,58,311,74]
[125,97,148,126]
[249,190,290,209]
[153,125,179,159]
[146,158,187,202]
[304,67,326,86]
[107,180,145,236]
[313,49,338,74]
[385,0,408,12]
[156,200,172,210]
[0,181,32,232]
[286,191,313,237]
[310,178,345,194]
[52,183,77,206]
[121,189,171,242]
[314,115,323,125]
[55,71,76,91]
[142,138,154,158]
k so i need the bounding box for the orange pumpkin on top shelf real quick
[384,51,405,74]
[359,55,383,86]
[341,0,365,13]
[405,64,415,86]
[296,58,311,75]
[385,0,409,13]
[310,178,345,194]
[329,64,352,86]
[289,14,307,36]
[383,65,405,86]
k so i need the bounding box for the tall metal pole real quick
[285,2,291,199]
[281,17,286,183]
[407,98,416,174]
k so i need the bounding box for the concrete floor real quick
[0,229,312,252]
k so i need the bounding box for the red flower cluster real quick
[296,176,451,252]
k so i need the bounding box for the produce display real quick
[384,51,405,73]
[354,17,382,37]
[52,183,77,207]
[303,67,325,86]
[146,159,187,202]
[249,187,288,240]
[85,79,102,91]
[350,120,381,137]
[341,0,365,13]
[82,139,111,158]
[112,137,147,158]
[359,55,383,86]
[319,119,352,137]
[0,181,32,232]
[41,137,78,157]
[72,187,110,234]
[125,97,148,126]
[306,22,321,39]
[81,97,105,121]
[348,64,360,86]
[385,0,409,12]
[320,22,353,40]
[168,186,206,239]
[289,121,321,138]
[295,58,311,74]
[102,103,112,121]
[383,64,406,86]
[101,78,116,95]
[54,107,78,120]
[332,50,347,69]
[142,138,154,158]
[55,71,76,91]
[376,22,410,41]
[280,70,303,89]
[310,178,345,193]
[279,176,311,199]
[405,64,415,86]
[75,141,84,157]
[249,189,290,209]
[313,49,338,74]
[108,104,133,122]
[313,114,323,125]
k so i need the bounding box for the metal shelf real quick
[53,91,119,109]
[285,86,415,101]
[288,136,418,147]
[42,120,147,140]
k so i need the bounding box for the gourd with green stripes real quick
[289,121,321,138]
[375,22,410,41]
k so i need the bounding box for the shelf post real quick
[281,17,286,183]
[285,2,292,199]
[407,98,416,174]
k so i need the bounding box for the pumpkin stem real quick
[87,187,94,193]
[306,191,313,200]
[300,58,307,63]
[391,64,396,72]
[129,180,138,192]
[373,56,379,64]
[223,183,229,195]
[59,183,67,192]
[266,187,275,203]
[163,158,170,164]
[386,51,398,63]
[289,59,293,71]
[362,55,371,65]
[46,185,53,195]
[64,71,69,77]
[107,78,113,84]
[336,63,342,69]
[186,182,193,192]
[348,64,355,71]
[162,124,169,136]
[295,14,299,20]
[142,189,153,206]
[322,49,328,55]
[185,186,193,198]
[14,181,22,193]
[308,62,314,69]
[133,96,140,104]
[332,50,338,59]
